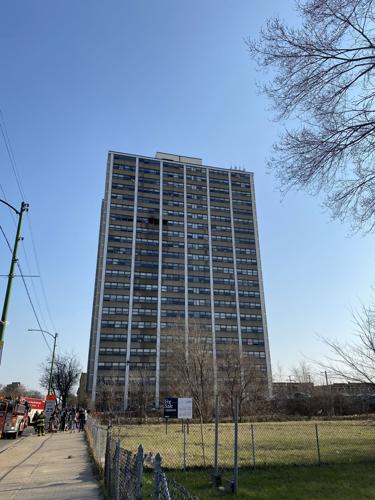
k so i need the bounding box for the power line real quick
[0,110,25,200]
[17,262,52,353]
[26,219,57,332]
[0,223,51,353]
[20,242,50,333]
[0,111,52,331]
[0,109,58,335]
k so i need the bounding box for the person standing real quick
[60,410,66,432]
[74,409,80,431]
[36,411,46,436]
[32,411,39,434]
[49,410,59,433]
[78,408,86,432]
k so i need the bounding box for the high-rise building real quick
[87,151,272,408]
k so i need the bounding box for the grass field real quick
[142,462,375,499]
[117,420,375,469]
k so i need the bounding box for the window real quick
[103,294,129,302]
[100,334,127,342]
[104,282,130,290]
[102,307,129,315]
[106,258,131,266]
[101,320,127,328]
[109,225,133,234]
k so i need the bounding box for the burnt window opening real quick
[148,217,160,226]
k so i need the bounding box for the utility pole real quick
[0,201,28,365]
[28,329,58,395]
[48,333,58,394]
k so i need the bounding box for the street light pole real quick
[48,333,58,395]
[28,329,58,394]
[0,200,29,365]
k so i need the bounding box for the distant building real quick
[315,382,375,397]
[87,151,272,408]
[77,373,88,407]
[273,382,314,399]
[273,381,375,399]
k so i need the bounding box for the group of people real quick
[32,411,46,436]
[32,407,87,435]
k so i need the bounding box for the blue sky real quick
[0,1,374,391]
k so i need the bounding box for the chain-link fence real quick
[88,407,375,497]
[86,416,107,468]
[112,397,375,496]
[116,418,375,470]
[154,453,199,500]
[86,416,197,499]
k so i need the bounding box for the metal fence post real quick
[251,424,256,468]
[92,424,97,458]
[234,397,239,494]
[114,438,121,500]
[315,423,321,466]
[214,395,219,476]
[135,444,144,499]
[154,452,162,500]
[211,395,222,487]
[98,427,102,467]
[105,427,112,488]
[183,420,187,471]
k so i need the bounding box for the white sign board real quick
[44,399,56,423]
[178,398,192,419]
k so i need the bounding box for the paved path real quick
[0,426,34,452]
[0,431,102,499]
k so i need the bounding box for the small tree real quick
[129,367,154,422]
[219,346,268,419]
[291,361,314,390]
[96,373,119,413]
[40,352,81,408]
[319,302,375,384]
[167,321,214,422]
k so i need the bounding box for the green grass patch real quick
[143,462,375,499]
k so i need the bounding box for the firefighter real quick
[36,410,46,436]
[32,411,39,434]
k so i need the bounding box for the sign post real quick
[177,398,193,420]
[163,398,178,419]
[163,397,193,420]
[44,394,57,425]
[183,420,187,470]
[164,397,193,469]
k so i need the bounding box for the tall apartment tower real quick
[87,151,272,408]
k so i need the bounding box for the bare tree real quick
[40,352,81,408]
[166,321,214,422]
[218,346,267,419]
[291,361,314,386]
[0,383,44,400]
[128,367,154,422]
[248,0,375,231]
[96,373,119,413]
[0,382,27,399]
[23,388,44,399]
[319,302,375,384]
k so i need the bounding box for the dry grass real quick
[116,419,375,469]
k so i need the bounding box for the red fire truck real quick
[0,399,29,439]
[24,397,45,427]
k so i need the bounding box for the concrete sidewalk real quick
[0,431,102,499]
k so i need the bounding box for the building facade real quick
[87,151,272,408]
